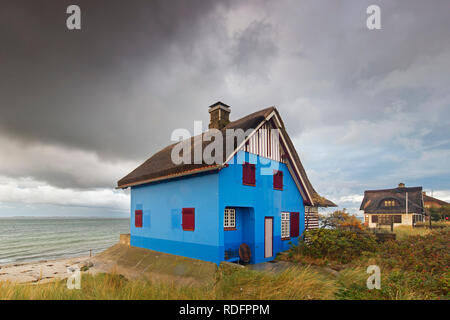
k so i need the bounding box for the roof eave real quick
[117,164,221,189]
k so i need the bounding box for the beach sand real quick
[0,242,218,286]
[0,256,93,284]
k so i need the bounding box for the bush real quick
[335,229,449,299]
[319,209,365,231]
[293,229,378,264]
[373,229,450,298]
[378,229,449,275]
[428,205,450,221]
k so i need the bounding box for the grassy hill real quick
[0,226,448,300]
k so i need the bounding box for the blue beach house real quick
[117,102,336,264]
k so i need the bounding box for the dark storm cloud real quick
[231,21,278,77]
[0,0,450,209]
[0,0,235,161]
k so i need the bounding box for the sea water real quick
[0,218,129,265]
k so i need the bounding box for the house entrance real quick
[264,217,273,258]
[223,207,255,263]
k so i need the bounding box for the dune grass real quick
[335,267,433,300]
[0,265,338,300]
[1,255,446,300]
[415,221,450,229]
[1,229,448,300]
[281,229,450,300]
[393,225,431,240]
[0,273,215,300]
[216,266,337,300]
[393,221,450,240]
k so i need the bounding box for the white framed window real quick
[224,208,236,229]
[384,200,396,207]
[281,212,290,239]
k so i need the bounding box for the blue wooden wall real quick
[129,150,305,265]
[130,172,222,263]
[219,151,304,264]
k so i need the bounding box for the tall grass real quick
[336,267,431,300]
[217,266,337,300]
[280,228,449,300]
[0,268,337,300]
[0,273,214,300]
[2,229,447,300]
[394,226,431,240]
[0,266,337,300]
[415,221,450,229]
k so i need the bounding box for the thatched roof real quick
[117,106,336,207]
[423,194,449,206]
[359,186,425,214]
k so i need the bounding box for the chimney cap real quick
[398,182,405,188]
[208,101,231,109]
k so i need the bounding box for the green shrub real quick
[378,229,449,276]
[371,229,450,298]
[293,229,378,264]
[428,205,450,221]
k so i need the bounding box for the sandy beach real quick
[0,256,93,284]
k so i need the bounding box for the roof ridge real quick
[223,106,275,128]
[146,106,275,159]
[423,194,449,205]
[364,186,422,193]
[117,104,335,207]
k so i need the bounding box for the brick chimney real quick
[398,182,405,188]
[208,101,231,130]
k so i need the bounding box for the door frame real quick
[264,216,274,258]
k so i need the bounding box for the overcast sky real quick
[1,0,449,217]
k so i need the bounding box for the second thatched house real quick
[360,183,427,228]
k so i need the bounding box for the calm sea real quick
[0,218,129,265]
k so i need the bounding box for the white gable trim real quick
[271,113,314,206]
[284,157,309,202]
[222,110,313,205]
[223,119,266,164]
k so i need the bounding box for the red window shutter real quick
[243,162,249,184]
[279,171,283,189]
[273,171,277,188]
[243,162,256,185]
[135,210,143,228]
[250,163,256,184]
[290,212,299,237]
[182,208,195,231]
[274,170,283,190]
